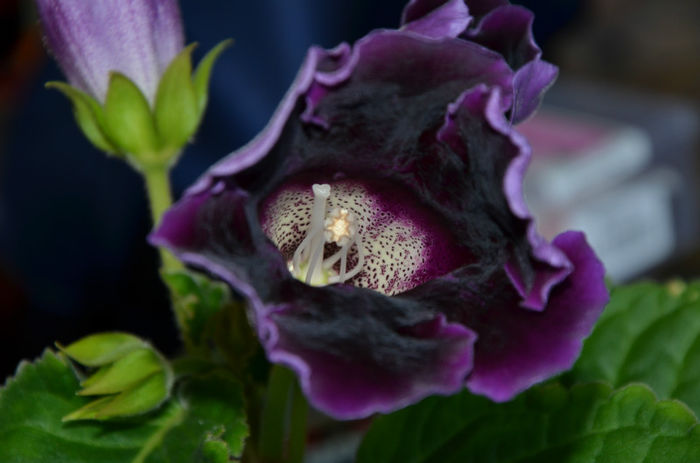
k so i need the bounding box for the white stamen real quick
[342,239,365,280]
[328,238,365,284]
[289,184,366,285]
[339,242,349,281]
[322,249,343,269]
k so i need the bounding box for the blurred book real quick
[520,80,699,281]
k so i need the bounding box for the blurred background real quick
[0,1,698,458]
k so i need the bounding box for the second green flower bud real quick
[58,332,173,421]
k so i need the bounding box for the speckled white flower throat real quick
[261,180,436,295]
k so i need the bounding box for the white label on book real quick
[565,170,677,281]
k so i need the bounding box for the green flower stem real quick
[140,160,191,344]
[142,165,182,273]
[258,365,307,463]
[259,365,292,462]
[287,380,308,463]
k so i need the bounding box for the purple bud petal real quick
[36,0,184,103]
[401,0,472,39]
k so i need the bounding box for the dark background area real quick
[1,0,698,380]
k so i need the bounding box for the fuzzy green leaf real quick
[45,81,119,154]
[144,371,248,462]
[154,44,199,151]
[162,270,258,378]
[197,438,230,463]
[162,269,229,349]
[567,281,700,415]
[357,382,700,463]
[192,39,232,116]
[0,351,248,463]
[103,73,159,156]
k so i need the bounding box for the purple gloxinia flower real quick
[151,1,608,419]
[36,0,184,103]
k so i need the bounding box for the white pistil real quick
[289,185,366,285]
[292,184,330,284]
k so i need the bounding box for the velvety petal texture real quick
[402,0,557,122]
[36,0,184,103]
[466,230,608,400]
[152,3,607,419]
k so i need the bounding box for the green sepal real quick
[103,72,160,157]
[193,39,233,117]
[57,332,147,367]
[78,348,163,396]
[154,44,200,152]
[45,81,119,155]
[60,396,113,422]
[64,372,171,422]
[95,372,170,420]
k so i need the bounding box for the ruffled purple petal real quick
[438,84,570,310]
[466,231,608,401]
[36,0,183,102]
[482,89,571,309]
[402,1,557,123]
[510,59,558,124]
[466,5,557,122]
[466,5,538,69]
[268,308,476,419]
[402,0,509,25]
[400,0,472,39]
[463,0,510,18]
[402,0,451,23]
[186,45,341,196]
[190,29,514,195]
